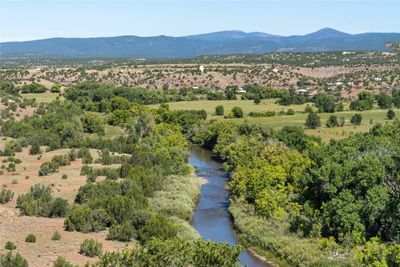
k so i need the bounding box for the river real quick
[190,147,269,267]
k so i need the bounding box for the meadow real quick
[149,99,400,141]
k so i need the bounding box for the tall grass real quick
[150,174,201,239]
[229,199,357,267]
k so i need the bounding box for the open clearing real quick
[0,144,127,266]
[149,99,400,141]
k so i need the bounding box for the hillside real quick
[1,28,399,59]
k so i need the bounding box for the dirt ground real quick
[0,145,129,266]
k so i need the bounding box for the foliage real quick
[52,231,61,240]
[81,113,105,135]
[17,184,69,217]
[0,252,28,267]
[80,239,103,257]
[313,93,336,113]
[53,256,77,267]
[25,233,36,243]
[387,109,396,120]
[350,91,374,111]
[93,238,241,267]
[0,188,14,204]
[215,105,224,115]
[350,113,363,125]
[305,112,321,129]
[4,241,16,250]
[230,106,243,118]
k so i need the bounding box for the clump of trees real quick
[350,91,374,111]
[17,184,69,217]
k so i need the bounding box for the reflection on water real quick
[190,147,269,267]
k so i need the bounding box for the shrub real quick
[25,234,36,243]
[29,143,41,155]
[79,239,102,257]
[0,188,14,204]
[350,114,363,125]
[107,221,137,242]
[387,109,396,120]
[51,231,61,241]
[53,256,76,267]
[326,115,339,128]
[138,215,177,243]
[286,108,295,115]
[4,241,16,250]
[0,252,28,267]
[62,174,68,179]
[231,106,243,118]
[305,112,321,129]
[215,105,224,115]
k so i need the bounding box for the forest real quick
[0,79,399,266]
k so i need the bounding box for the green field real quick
[22,92,61,103]
[149,99,400,142]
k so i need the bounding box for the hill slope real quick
[1,28,399,59]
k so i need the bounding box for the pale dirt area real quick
[0,145,129,266]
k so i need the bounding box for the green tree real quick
[215,105,224,116]
[305,112,321,129]
[387,109,396,120]
[350,114,363,125]
[231,106,243,118]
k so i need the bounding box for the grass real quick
[149,99,309,119]
[22,92,61,103]
[104,125,126,139]
[148,99,400,142]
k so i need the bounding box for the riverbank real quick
[190,147,270,267]
[229,199,356,267]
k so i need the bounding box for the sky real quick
[0,0,399,42]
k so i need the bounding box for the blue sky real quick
[0,0,399,42]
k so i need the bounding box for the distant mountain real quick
[1,28,399,59]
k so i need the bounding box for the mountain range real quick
[1,28,399,59]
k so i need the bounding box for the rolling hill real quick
[1,28,399,59]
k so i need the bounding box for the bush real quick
[305,112,321,129]
[0,252,28,267]
[231,106,243,118]
[387,109,396,120]
[79,239,103,257]
[62,174,68,179]
[350,114,363,125]
[25,233,36,243]
[107,221,137,242]
[286,108,295,115]
[4,241,16,250]
[51,231,61,241]
[138,215,177,243]
[215,105,224,115]
[29,143,41,155]
[53,256,76,267]
[326,115,339,128]
[0,188,14,204]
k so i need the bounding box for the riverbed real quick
[190,147,269,267]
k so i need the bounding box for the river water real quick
[190,147,269,267]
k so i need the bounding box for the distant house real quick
[192,86,199,89]
[374,77,382,82]
[295,89,308,94]
[237,87,246,94]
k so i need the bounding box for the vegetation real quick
[17,184,69,217]
[79,239,103,257]
[25,234,37,243]
[192,119,400,266]
[0,188,14,204]
[0,252,28,267]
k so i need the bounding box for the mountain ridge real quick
[1,28,399,59]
